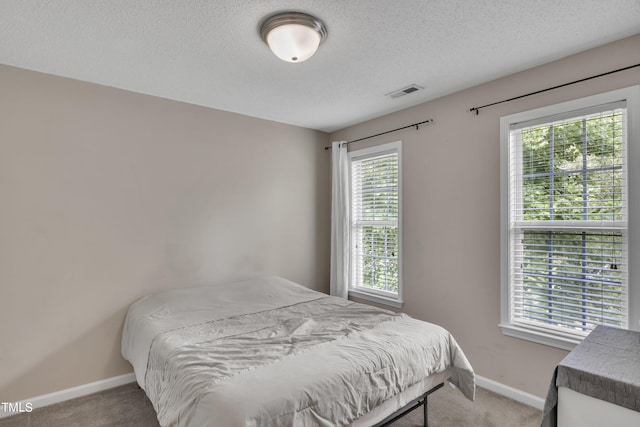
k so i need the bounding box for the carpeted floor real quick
[0,382,541,427]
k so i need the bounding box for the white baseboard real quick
[476,374,545,410]
[0,373,137,419]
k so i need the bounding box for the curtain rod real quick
[469,63,640,115]
[323,118,434,150]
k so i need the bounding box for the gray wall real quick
[0,65,330,401]
[330,34,640,398]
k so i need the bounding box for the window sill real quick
[499,323,582,351]
[349,289,403,308]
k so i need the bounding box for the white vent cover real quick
[386,84,424,99]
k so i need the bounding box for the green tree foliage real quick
[359,226,399,292]
[519,111,624,332]
[354,154,399,293]
[521,112,623,221]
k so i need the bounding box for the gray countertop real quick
[541,325,640,427]
[556,325,640,412]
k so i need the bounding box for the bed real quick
[121,276,475,426]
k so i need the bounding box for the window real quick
[348,141,402,307]
[500,86,640,350]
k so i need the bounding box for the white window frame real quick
[348,141,403,308]
[500,86,640,350]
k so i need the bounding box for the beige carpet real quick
[395,383,541,426]
[0,382,541,427]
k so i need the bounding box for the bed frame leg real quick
[423,395,428,427]
[373,382,443,427]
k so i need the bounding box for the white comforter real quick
[122,276,475,427]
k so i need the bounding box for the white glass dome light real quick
[266,24,321,63]
[260,12,327,63]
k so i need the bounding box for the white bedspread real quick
[122,276,475,427]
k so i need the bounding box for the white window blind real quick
[508,102,628,339]
[350,143,401,301]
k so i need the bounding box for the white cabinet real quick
[558,387,640,427]
[542,326,640,427]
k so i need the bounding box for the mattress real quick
[122,276,475,426]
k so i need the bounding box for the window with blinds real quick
[500,88,638,348]
[349,141,402,304]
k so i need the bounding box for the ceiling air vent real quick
[386,84,424,99]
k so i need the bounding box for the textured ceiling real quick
[1,1,639,132]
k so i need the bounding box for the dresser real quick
[542,325,640,426]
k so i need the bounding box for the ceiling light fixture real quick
[260,12,327,63]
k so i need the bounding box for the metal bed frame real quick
[373,383,445,427]
[138,381,445,426]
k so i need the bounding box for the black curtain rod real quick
[469,63,640,115]
[323,118,433,150]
